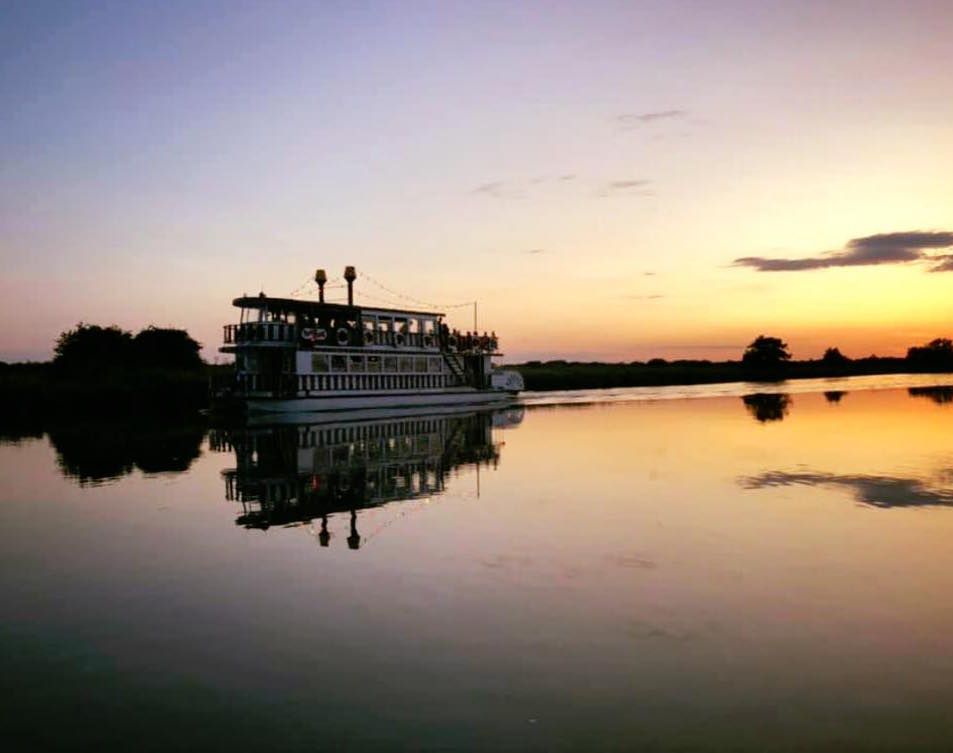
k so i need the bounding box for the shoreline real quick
[2,359,951,429]
[505,358,947,392]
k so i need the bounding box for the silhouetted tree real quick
[52,323,204,376]
[133,327,203,371]
[906,338,953,371]
[742,335,791,378]
[53,323,133,375]
[822,347,849,365]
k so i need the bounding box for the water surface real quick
[2,376,953,751]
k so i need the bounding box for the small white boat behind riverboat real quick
[215,266,524,414]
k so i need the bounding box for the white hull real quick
[245,388,517,414]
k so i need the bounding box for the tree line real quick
[51,323,203,375]
[741,335,953,376]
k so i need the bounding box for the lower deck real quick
[243,388,516,414]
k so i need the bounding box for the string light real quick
[358,271,474,310]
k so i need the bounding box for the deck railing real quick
[223,323,298,345]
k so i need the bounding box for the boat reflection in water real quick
[211,406,523,548]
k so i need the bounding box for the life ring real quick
[300,327,315,342]
[314,328,328,343]
[363,329,374,345]
[335,327,350,346]
[394,332,405,347]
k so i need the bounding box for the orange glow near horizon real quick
[0,3,951,363]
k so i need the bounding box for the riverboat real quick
[216,266,524,414]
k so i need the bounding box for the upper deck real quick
[221,266,501,359]
[221,293,499,355]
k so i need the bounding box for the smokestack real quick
[344,265,356,306]
[314,268,327,303]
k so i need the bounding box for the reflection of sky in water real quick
[2,381,953,751]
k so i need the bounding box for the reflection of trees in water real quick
[48,422,205,485]
[0,423,44,444]
[908,386,953,404]
[741,393,791,423]
[824,391,846,404]
[740,470,953,508]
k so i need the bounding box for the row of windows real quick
[296,418,451,447]
[313,354,444,374]
[298,373,452,392]
[227,465,445,506]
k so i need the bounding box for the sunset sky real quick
[2,0,951,363]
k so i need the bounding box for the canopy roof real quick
[232,295,443,319]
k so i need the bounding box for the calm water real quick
[3,376,953,752]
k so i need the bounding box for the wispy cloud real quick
[734,231,953,272]
[472,181,512,199]
[472,174,576,199]
[524,248,546,255]
[617,110,687,129]
[623,293,664,300]
[597,179,653,197]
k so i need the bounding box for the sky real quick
[1,0,951,363]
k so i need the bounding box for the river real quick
[2,374,953,751]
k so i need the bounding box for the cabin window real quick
[331,355,347,372]
[423,319,435,334]
[312,354,329,372]
[349,355,365,372]
[399,356,413,373]
[367,355,381,373]
[383,357,397,372]
[415,356,428,372]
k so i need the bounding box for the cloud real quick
[597,179,654,197]
[473,174,576,198]
[930,255,953,272]
[524,248,546,255]
[623,293,664,300]
[739,469,953,509]
[617,110,687,129]
[472,181,509,198]
[643,271,656,276]
[734,231,953,272]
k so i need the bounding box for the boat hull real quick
[242,388,518,414]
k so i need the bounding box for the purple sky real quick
[2,1,952,362]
